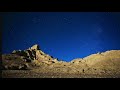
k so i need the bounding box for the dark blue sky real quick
[1,12,120,61]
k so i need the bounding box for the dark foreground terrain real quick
[2,70,120,78]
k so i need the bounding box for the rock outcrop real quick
[30,44,40,50]
[12,44,59,63]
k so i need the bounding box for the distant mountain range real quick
[2,44,120,78]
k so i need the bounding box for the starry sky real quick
[1,12,120,61]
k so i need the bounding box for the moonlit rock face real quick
[31,44,40,50]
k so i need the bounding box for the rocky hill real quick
[2,44,120,78]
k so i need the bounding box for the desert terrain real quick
[2,44,120,78]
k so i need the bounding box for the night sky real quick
[1,12,120,62]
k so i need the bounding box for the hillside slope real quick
[2,44,120,78]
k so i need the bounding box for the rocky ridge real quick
[2,44,120,78]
